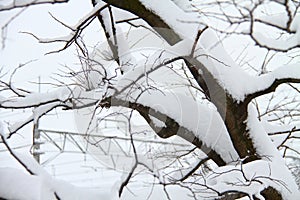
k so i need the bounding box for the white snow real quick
[8,101,62,134]
[202,159,290,199]
[256,13,289,30]
[139,0,204,40]
[1,0,300,199]
[252,31,299,51]
[0,167,112,200]
[193,28,300,101]
[290,14,300,33]
[115,89,238,163]
[246,105,300,199]
[0,168,54,200]
[0,86,70,108]
[261,120,295,148]
[136,0,300,102]
[251,6,300,51]
[0,152,113,200]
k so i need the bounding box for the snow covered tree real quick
[0,0,300,199]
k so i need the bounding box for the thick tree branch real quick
[102,0,181,45]
[104,96,227,166]
[92,0,261,164]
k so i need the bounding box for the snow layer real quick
[0,168,54,200]
[247,105,300,199]
[196,29,300,101]
[0,86,70,108]
[0,152,114,200]
[139,0,204,40]
[202,159,296,199]
[116,27,137,73]
[0,167,112,200]
[116,89,238,163]
[136,0,300,101]
[9,101,62,134]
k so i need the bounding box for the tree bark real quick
[224,97,259,163]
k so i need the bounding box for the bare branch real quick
[21,3,109,54]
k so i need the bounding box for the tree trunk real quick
[225,97,259,163]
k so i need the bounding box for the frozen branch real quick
[105,97,227,166]
[245,63,300,102]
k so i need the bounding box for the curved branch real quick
[245,78,300,103]
[102,0,181,45]
[105,97,227,166]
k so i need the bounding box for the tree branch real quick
[104,96,227,166]
[102,0,181,45]
[245,78,300,103]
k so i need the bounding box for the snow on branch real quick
[105,97,228,166]
[107,86,238,164]
[138,0,206,40]
[250,29,300,52]
[191,28,300,102]
[8,101,64,136]
[91,1,120,65]
[0,86,71,109]
[245,63,300,102]
[248,0,300,52]
[101,0,299,104]
[0,133,106,200]
[0,133,62,199]
[244,105,300,199]
[103,0,182,45]
[201,159,291,199]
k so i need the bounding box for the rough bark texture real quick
[224,97,259,163]
[260,187,283,200]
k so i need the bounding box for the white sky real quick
[0,1,98,85]
[0,0,114,189]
